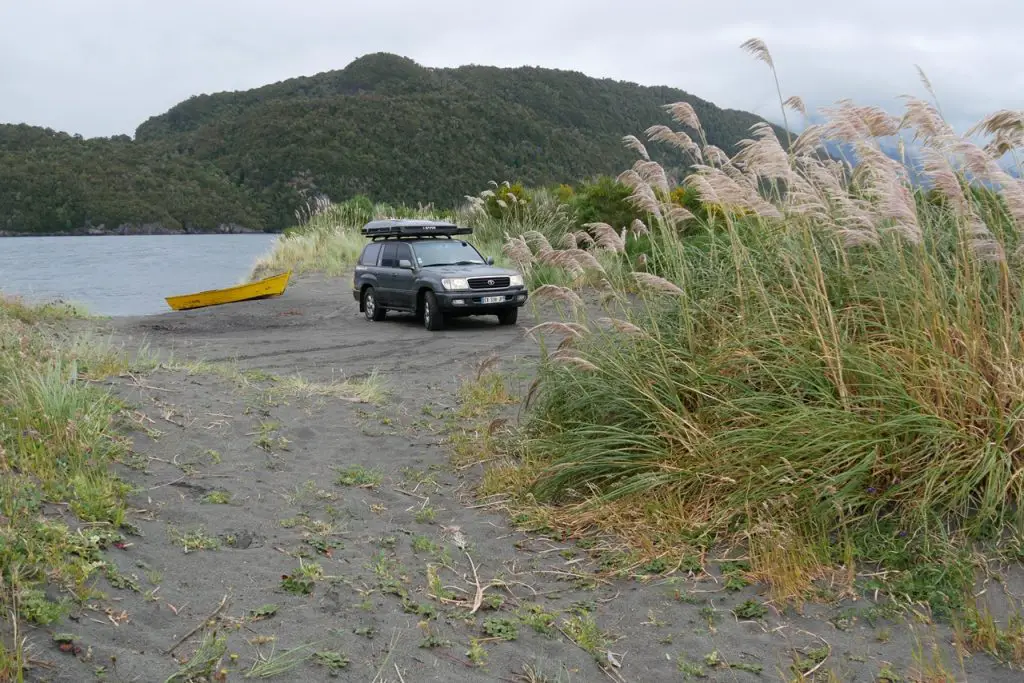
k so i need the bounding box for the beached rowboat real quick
[165,271,291,311]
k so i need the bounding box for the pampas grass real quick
[498,36,1024,609]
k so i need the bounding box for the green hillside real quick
[3,53,786,235]
[0,125,266,235]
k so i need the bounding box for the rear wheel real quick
[423,291,445,331]
[497,308,518,326]
[363,287,386,321]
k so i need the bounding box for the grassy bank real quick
[248,184,627,290]
[0,296,148,679]
[473,41,1024,625]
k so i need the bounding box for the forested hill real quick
[3,53,785,235]
[0,125,266,235]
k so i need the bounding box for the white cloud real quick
[1,0,1021,138]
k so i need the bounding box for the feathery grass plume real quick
[565,248,607,274]
[549,354,600,372]
[622,135,650,160]
[791,124,827,157]
[663,101,703,134]
[524,321,590,341]
[740,37,774,68]
[626,182,663,218]
[596,317,647,336]
[502,235,535,268]
[967,212,1006,263]
[914,64,945,119]
[683,173,719,205]
[586,223,627,253]
[645,125,702,162]
[967,109,1024,140]
[783,95,807,118]
[740,37,792,148]
[630,219,649,237]
[702,144,730,167]
[529,284,584,307]
[664,205,697,226]
[899,96,955,143]
[632,160,671,194]
[732,122,793,181]
[631,272,685,296]
[574,230,595,248]
[616,168,644,191]
[523,230,554,257]
[537,250,586,279]
[560,232,578,250]
[920,146,969,215]
[703,166,782,218]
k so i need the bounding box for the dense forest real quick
[2,52,786,235]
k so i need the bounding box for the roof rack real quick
[361,219,473,240]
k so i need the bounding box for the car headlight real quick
[441,278,470,291]
[509,275,524,287]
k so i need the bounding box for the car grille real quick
[468,276,510,290]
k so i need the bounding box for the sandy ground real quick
[24,273,1021,682]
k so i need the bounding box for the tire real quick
[363,287,386,322]
[497,308,518,326]
[423,291,445,331]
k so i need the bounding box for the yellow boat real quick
[165,271,292,311]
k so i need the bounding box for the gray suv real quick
[352,219,529,331]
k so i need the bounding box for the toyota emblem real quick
[487,279,495,286]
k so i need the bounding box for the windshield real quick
[412,240,485,267]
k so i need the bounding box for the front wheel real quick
[423,291,445,331]
[497,308,518,326]
[363,287,386,321]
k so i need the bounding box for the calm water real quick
[0,234,281,317]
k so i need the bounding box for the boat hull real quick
[165,271,291,311]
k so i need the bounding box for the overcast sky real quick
[2,0,1021,140]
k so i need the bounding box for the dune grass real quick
[479,39,1024,617]
[247,183,594,288]
[0,297,148,679]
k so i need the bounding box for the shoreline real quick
[0,230,282,238]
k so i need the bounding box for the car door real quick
[390,242,416,309]
[377,242,399,306]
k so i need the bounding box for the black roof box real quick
[361,219,472,239]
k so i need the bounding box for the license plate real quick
[481,296,505,304]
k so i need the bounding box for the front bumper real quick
[435,287,528,312]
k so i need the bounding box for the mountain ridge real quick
[2,52,787,235]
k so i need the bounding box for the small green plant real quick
[169,527,220,553]
[466,638,488,668]
[414,506,437,524]
[249,604,278,620]
[335,464,383,487]
[735,599,767,620]
[201,490,232,504]
[313,650,350,674]
[517,604,557,636]
[483,617,518,641]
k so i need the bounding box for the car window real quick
[359,242,382,266]
[395,243,413,265]
[380,242,398,268]
[412,240,485,267]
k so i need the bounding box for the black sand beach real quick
[31,273,1021,682]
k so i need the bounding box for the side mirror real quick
[486,257,495,265]
[398,259,414,269]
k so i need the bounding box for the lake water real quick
[0,234,281,317]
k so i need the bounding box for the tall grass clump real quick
[504,40,1024,609]
[0,298,134,677]
[249,194,452,280]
